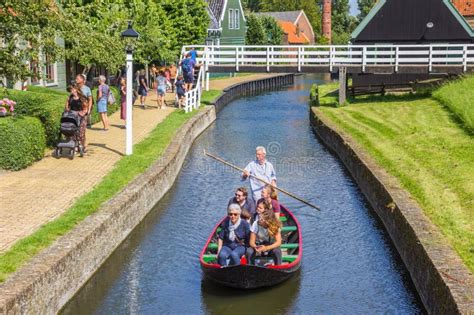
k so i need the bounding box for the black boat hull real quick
[202,263,301,289]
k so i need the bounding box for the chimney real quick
[322,0,332,43]
[296,23,301,37]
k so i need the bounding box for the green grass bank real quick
[314,79,474,272]
[0,90,219,282]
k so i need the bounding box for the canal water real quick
[62,75,423,314]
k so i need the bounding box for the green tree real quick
[260,16,283,45]
[128,0,173,64]
[245,14,266,45]
[357,0,377,21]
[161,0,209,62]
[0,1,65,83]
[244,0,262,12]
[60,0,128,74]
[331,0,357,44]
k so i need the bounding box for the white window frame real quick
[229,9,234,29]
[235,9,240,29]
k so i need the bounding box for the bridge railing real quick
[184,44,474,73]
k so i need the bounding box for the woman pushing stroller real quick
[65,85,88,153]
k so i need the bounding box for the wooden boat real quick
[199,204,302,289]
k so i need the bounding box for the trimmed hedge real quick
[1,86,121,147]
[0,116,46,170]
[27,86,68,96]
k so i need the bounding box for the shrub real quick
[0,89,64,146]
[0,116,46,170]
[1,86,121,146]
[27,86,68,96]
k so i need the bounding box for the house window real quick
[44,55,56,84]
[235,9,240,29]
[30,60,41,85]
[229,9,234,29]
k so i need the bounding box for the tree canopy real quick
[1,0,209,81]
[357,0,377,21]
[246,14,283,45]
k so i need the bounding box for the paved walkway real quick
[0,74,273,254]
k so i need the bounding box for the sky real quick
[349,0,360,16]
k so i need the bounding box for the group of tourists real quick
[62,48,200,155]
[135,47,199,109]
[217,146,283,267]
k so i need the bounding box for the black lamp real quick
[121,21,140,53]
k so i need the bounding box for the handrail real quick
[180,44,474,74]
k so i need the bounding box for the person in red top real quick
[257,185,280,220]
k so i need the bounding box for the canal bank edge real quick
[310,107,474,314]
[0,74,294,314]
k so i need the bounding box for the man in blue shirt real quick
[188,47,197,62]
[242,146,277,202]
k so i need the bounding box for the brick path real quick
[0,74,272,254]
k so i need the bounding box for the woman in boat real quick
[217,204,250,266]
[247,201,282,266]
[258,185,281,220]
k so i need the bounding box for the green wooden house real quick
[206,0,247,45]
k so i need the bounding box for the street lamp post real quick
[121,22,140,156]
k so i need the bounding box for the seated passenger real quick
[246,201,282,266]
[217,204,250,266]
[257,185,281,220]
[228,187,255,220]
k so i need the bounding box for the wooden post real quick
[339,66,347,105]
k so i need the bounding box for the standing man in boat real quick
[242,146,277,203]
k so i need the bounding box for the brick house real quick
[255,10,315,45]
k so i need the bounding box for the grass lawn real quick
[433,75,474,132]
[317,92,474,271]
[0,91,220,283]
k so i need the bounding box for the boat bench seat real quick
[281,226,297,232]
[202,254,298,263]
[207,243,299,250]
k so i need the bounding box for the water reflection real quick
[201,272,300,314]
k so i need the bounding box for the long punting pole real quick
[204,150,320,211]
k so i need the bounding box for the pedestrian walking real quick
[96,75,110,131]
[75,74,93,128]
[150,64,157,88]
[175,75,186,109]
[156,70,167,109]
[138,69,148,108]
[120,77,127,122]
[169,63,177,92]
[180,53,196,91]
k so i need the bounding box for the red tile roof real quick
[452,0,474,16]
[278,21,310,44]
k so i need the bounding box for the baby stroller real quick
[55,111,84,159]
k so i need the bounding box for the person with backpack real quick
[180,53,196,91]
[97,75,110,131]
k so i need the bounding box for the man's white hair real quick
[99,75,106,83]
[256,146,266,154]
[228,203,242,214]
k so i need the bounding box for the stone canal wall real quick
[0,74,294,314]
[310,107,473,314]
[212,74,294,113]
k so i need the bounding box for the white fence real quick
[184,44,474,73]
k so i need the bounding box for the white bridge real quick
[181,44,474,112]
